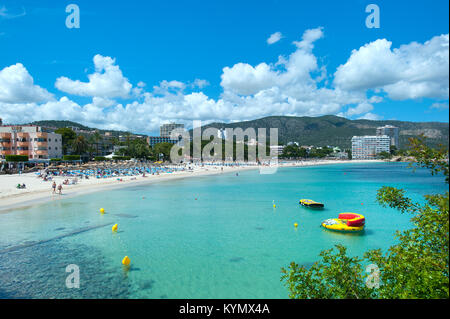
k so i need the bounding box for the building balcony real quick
[16,132,29,138]
[36,132,48,138]
[16,150,30,156]
[34,150,48,156]
[0,133,12,139]
[0,149,12,155]
[17,141,29,147]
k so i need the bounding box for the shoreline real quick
[0,159,383,212]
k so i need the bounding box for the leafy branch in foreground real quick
[281,245,377,299]
[281,137,449,299]
[408,135,449,184]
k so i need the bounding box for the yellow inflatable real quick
[322,213,365,232]
[112,224,118,232]
[100,208,105,214]
[300,199,324,208]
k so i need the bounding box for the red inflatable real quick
[338,213,365,227]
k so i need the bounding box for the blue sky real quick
[0,0,448,135]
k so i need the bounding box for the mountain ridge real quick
[195,115,449,149]
[26,116,449,149]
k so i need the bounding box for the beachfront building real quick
[351,135,390,159]
[147,136,179,148]
[269,145,285,156]
[376,125,399,148]
[0,123,62,160]
[160,123,184,138]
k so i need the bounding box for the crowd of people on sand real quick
[29,163,189,196]
[35,164,184,180]
[11,160,278,196]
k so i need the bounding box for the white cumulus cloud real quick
[334,34,449,100]
[55,54,133,98]
[1,28,448,134]
[267,32,283,45]
[0,63,53,103]
[345,102,374,117]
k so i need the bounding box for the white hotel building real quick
[351,135,391,159]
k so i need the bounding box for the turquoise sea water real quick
[0,162,447,299]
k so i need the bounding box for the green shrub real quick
[94,156,109,161]
[63,155,81,161]
[50,158,61,162]
[112,156,131,161]
[5,155,29,162]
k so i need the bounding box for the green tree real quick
[281,145,300,159]
[153,142,174,161]
[346,149,352,160]
[281,137,449,299]
[116,137,152,159]
[55,127,76,155]
[378,151,391,160]
[309,147,333,158]
[110,136,119,146]
[71,135,89,155]
[390,145,398,156]
[92,131,103,155]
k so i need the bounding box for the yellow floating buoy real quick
[273,204,276,208]
[122,256,131,266]
[112,224,118,232]
[294,222,298,228]
[100,208,105,214]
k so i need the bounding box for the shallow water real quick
[0,162,446,298]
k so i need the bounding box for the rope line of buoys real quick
[100,207,131,270]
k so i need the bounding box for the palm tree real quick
[125,132,132,149]
[92,131,103,156]
[72,135,89,155]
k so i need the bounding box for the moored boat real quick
[299,199,324,208]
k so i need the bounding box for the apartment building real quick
[160,123,185,138]
[376,125,400,148]
[269,145,285,155]
[147,136,179,148]
[351,135,390,159]
[0,122,62,160]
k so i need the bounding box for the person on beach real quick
[57,184,62,195]
[52,181,56,194]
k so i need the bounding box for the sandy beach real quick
[0,159,382,212]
